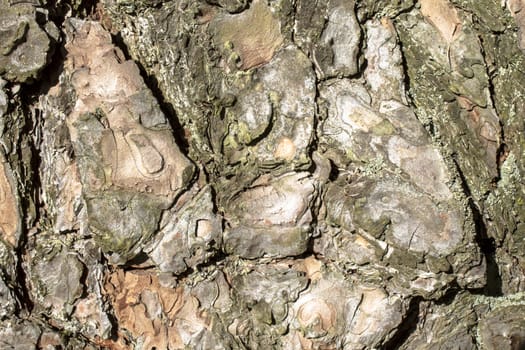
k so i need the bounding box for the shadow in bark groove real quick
[395,34,413,107]
[381,296,422,350]
[13,91,47,314]
[5,0,76,315]
[111,32,191,156]
[122,252,152,269]
[453,159,503,297]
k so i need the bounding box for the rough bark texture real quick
[1,0,525,349]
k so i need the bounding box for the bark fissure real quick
[381,297,422,350]
[454,157,503,296]
[110,31,192,156]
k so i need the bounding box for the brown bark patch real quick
[104,270,210,349]
[507,0,525,49]
[0,160,19,246]
[212,0,284,70]
[420,0,461,43]
[274,137,297,160]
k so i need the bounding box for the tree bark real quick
[1,0,525,349]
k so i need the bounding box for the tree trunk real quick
[1,0,525,348]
